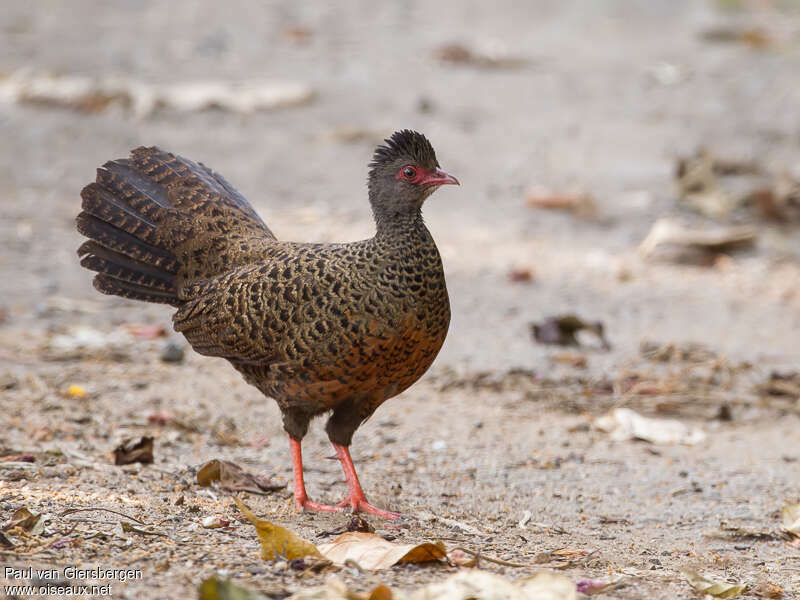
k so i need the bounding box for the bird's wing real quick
[172,256,411,370]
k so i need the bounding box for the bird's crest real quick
[370,130,439,170]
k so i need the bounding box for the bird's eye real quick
[402,166,417,179]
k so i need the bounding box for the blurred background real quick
[2,0,799,376]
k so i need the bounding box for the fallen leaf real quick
[526,190,596,217]
[508,268,534,283]
[595,408,706,445]
[434,42,529,69]
[0,71,314,118]
[198,578,269,600]
[639,218,756,264]
[681,569,746,598]
[700,26,771,48]
[781,503,800,536]
[530,315,610,350]
[1,454,35,463]
[113,436,154,465]
[197,459,283,495]
[234,497,321,561]
[2,506,41,532]
[317,532,446,570]
[752,582,785,598]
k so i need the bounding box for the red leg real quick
[332,443,402,519]
[290,436,341,513]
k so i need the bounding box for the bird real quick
[75,130,458,519]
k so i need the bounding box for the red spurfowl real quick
[76,130,458,519]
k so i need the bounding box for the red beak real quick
[420,168,460,188]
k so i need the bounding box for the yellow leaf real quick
[681,569,746,598]
[234,497,321,561]
[66,384,87,398]
[198,577,268,600]
[781,502,800,536]
[317,531,446,570]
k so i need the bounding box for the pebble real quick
[160,341,185,363]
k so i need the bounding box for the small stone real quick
[160,341,185,363]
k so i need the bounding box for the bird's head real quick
[367,130,459,227]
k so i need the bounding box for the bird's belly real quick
[258,308,449,413]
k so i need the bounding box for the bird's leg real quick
[332,443,402,519]
[289,436,341,513]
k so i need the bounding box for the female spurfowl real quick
[76,130,457,518]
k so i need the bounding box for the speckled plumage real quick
[76,131,453,454]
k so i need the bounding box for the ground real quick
[1,1,799,598]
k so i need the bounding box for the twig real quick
[449,546,531,568]
[59,507,145,525]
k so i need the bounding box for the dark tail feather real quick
[76,159,182,307]
[77,145,276,308]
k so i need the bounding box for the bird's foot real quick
[337,493,402,520]
[295,495,342,513]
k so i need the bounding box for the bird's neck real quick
[372,205,426,239]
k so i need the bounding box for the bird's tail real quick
[76,157,182,305]
[76,147,275,307]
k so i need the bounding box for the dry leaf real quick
[113,436,154,465]
[198,577,269,600]
[530,315,610,350]
[508,268,534,283]
[197,459,283,494]
[434,42,528,69]
[595,408,706,445]
[681,569,746,598]
[781,503,800,536]
[0,70,314,118]
[234,497,321,561]
[752,582,785,598]
[526,190,596,217]
[638,218,755,264]
[317,532,446,570]
[2,506,41,532]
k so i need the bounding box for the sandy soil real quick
[1,1,799,598]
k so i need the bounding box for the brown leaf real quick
[508,268,534,283]
[681,569,746,598]
[531,315,610,350]
[526,190,596,217]
[317,531,446,570]
[367,585,393,600]
[197,459,283,494]
[1,454,35,463]
[2,506,41,532]
[781,502,800,536]
[113,436,154,465]
[234,497,321,561]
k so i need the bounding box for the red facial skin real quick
[395,165,460,188]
